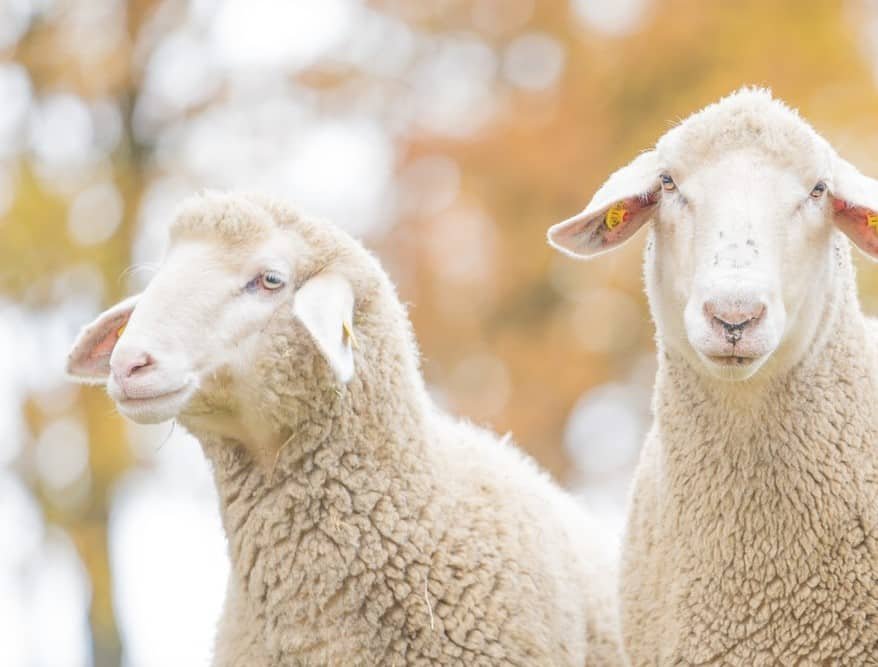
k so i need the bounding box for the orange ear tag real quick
[116,323,126,338]
[867,214,878,231]
[605,203,627,230]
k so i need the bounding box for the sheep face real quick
[67,198,360,451]
[643,148,834,381]
[549,88,878,382]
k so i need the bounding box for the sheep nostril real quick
[122,353,155,378]
[713,317,749,343]
[704,302,766,339]
[128,354,152,377]
[714,316,752,331]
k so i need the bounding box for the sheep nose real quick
[111,350,155,381]
[704,299,766,343]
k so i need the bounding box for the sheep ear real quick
[66,294,140,384]
[294,273,356,383]
[548,151,660,259]
[830,157,878,259]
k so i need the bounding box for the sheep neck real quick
[198,374,432,527]
[190,362,436,642]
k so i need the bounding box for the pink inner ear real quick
[68,312,130,377]
[833,198,855,214]
[550,189,659,257]
[833,197,874,225]
[831,197,878,257]
[590,192,659,249]
[90,322,123,360]
[618,191,658,223]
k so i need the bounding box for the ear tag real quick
[605,203,627,230]
[342,321,359,350]
[117,323,126,338]
[867,214,878,231]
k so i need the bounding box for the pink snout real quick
[703,298,767,348]
[107,343,195,423]
[686,289,780,368]
[110,348,159,399]
[112,350,154,380]
[685,276,785,377]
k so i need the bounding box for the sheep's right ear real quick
[66,294,140,384]
[293,273,357,384]
[548,151,660,259]
[829,156,878,259]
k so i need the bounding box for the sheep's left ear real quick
[548,150,660,259]
[830,157,878,259]
[294,273,357,383]
[66,294,140,384]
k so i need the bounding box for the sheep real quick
[66,192,625,666]
[547,88,878,665]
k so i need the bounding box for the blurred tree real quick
[5,1,163,663]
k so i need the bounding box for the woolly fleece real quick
[164,194,625,666]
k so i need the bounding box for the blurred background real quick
[4,0,878,664]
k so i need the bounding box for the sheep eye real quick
[261,272,285,290]
[810,181,827,198]
[243,272,286,293]
[660,174,676,191]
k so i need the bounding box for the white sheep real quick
[548,88,878,664]
[67,193,625,666]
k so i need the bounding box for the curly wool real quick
[173,195,624,666]
[623,269,878,663]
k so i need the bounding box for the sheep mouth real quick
[116,383,195,423]
[706,354,760,367]
[118,384,189,404]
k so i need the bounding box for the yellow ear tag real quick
[867,214,878,231]
[342,321,359,350]
[116,323,126,338]
[605,203,627,230]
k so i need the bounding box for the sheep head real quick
[66,194,363,439]
[549,88,878,382]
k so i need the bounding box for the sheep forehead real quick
[167,192,315,264]
[657,88,831,181]
[684,150,804,206]
[168,191,293,247]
